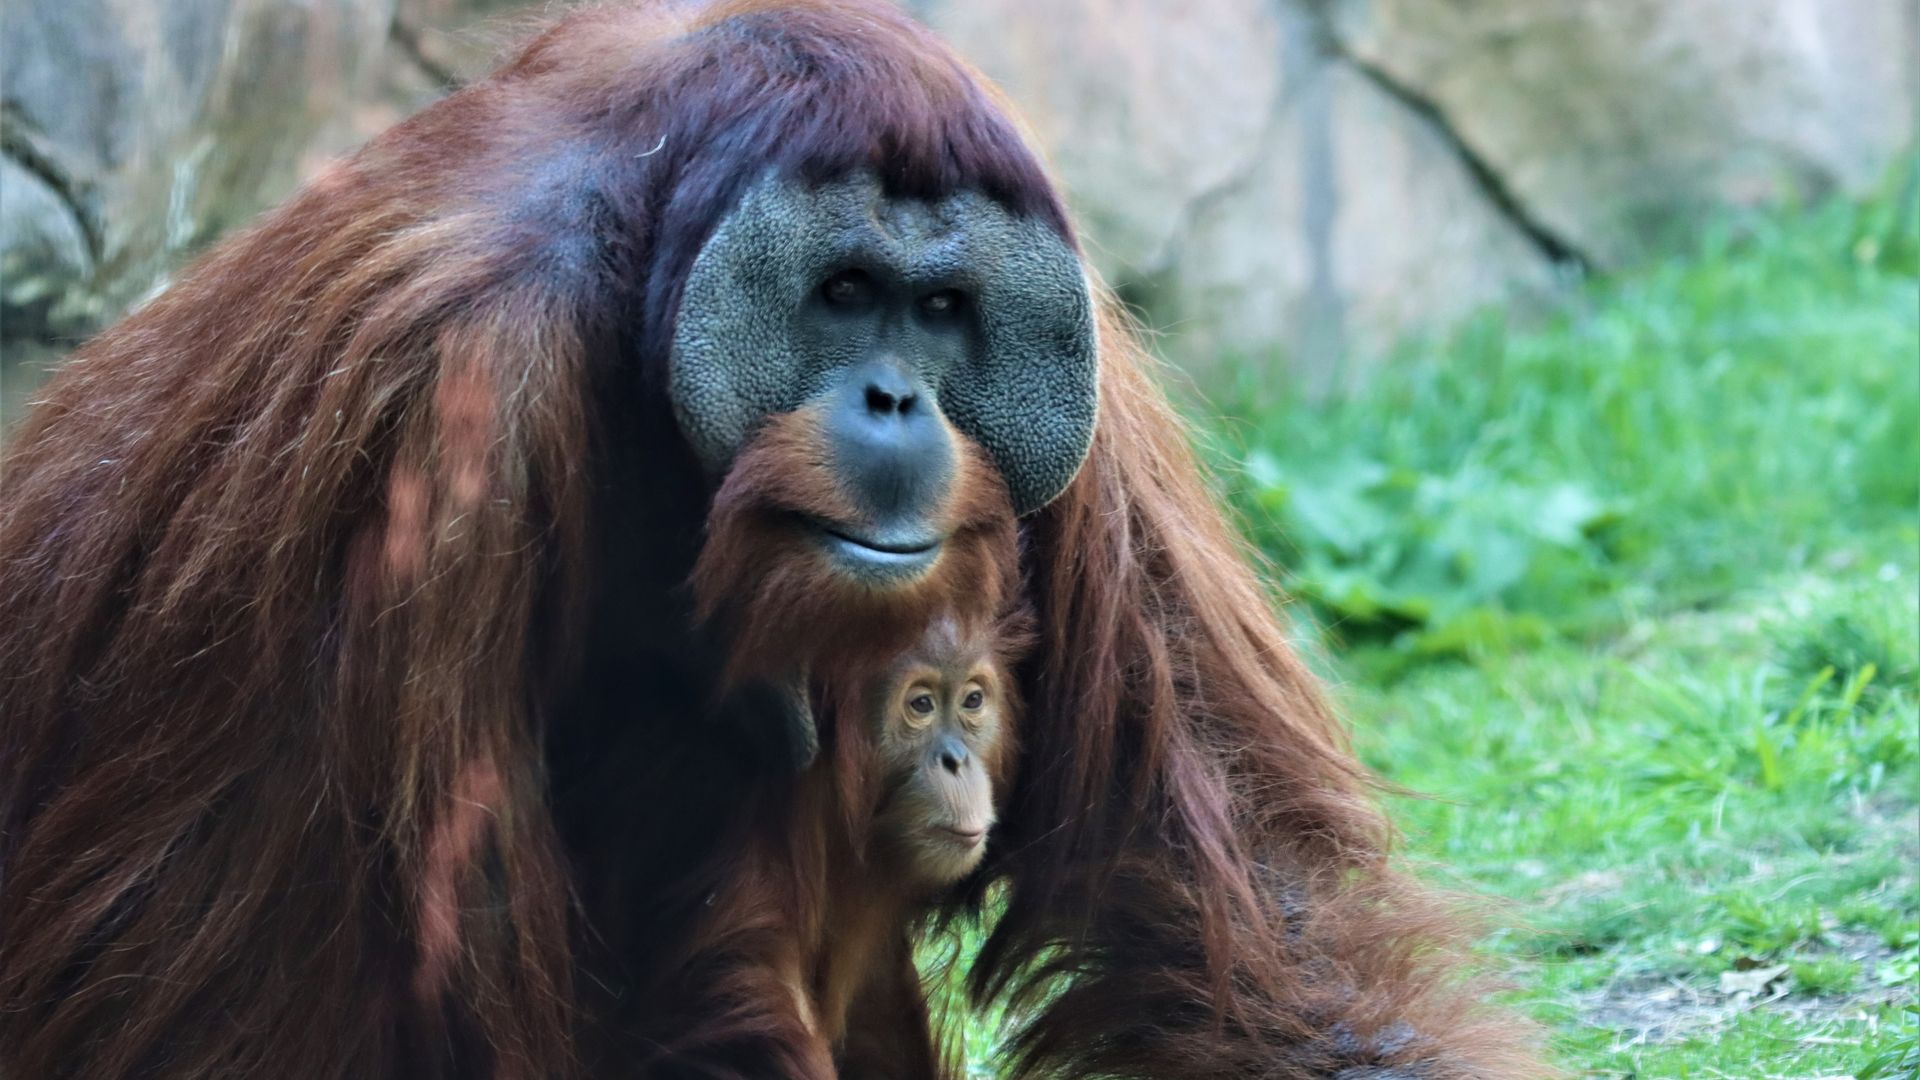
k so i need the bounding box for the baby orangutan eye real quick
[961,689,985,711]
[908,693,936,717]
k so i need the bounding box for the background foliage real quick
[949,170,1920,1078]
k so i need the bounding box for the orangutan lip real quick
[809,519,944,559]
[937,825,986,846]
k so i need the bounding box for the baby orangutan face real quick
[870,616,1013,889]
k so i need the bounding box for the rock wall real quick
[923,0,1918,384]
[1,0,396,343]
[3,0,1915,410]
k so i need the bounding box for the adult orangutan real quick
[0,2,1544,1078]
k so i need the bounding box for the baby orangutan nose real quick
[920,731,992,859]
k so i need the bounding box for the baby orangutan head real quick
[866,612,1024,889]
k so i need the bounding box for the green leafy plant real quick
[1786,955,1860,996]
[1858,1002,1920,1079]
[1239,452,1616,661]
[1214,160,1918,680]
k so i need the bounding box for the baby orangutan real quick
[834,611,1026,1073]
[646,407,1028,1078]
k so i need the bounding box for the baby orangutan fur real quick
[654,612,1027,1079]
[644,405,1025,1077]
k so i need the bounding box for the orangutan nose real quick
[935,733,970,776]
[828,358,954,530]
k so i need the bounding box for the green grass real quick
[1210,163,1920,1077]
[1214,166,1917,661]
[945,166,1920,1076]
[1349,575,1917,1075]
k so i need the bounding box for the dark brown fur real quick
[0,2,1546,1078]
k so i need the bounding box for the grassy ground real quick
[953,172,1920,1076]
[1214,172,1920,1077]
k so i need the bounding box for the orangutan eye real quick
[908,693,937,717]
[961,689,984,711]
[919,289,963,317]
[821,269,872,306]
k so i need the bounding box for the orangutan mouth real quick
[811,518,945,574]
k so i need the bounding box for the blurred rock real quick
[306,0,527,178]
[922,0,1286,281]
[1152,44,1563,392]
[923,0,1918,382]
[1325,0,1920,268]
[0,0,396,345]
[3,0,1915,404]
[392,0,530,84]
[924,0,1562,388]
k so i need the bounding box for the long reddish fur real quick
[0,2,1546,1078]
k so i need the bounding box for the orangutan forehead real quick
[668,171,1099,516]
[900,612,998,673]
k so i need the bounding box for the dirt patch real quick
[1576,927,1912,1050]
